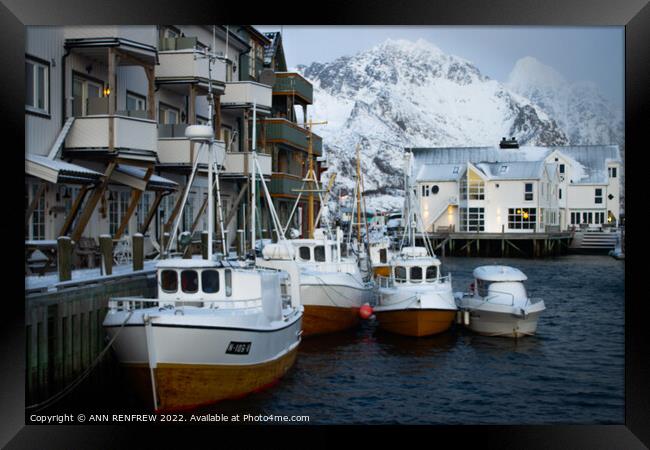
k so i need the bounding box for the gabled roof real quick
[415,163,465,182]
[410,145,620,185]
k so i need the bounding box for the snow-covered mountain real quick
[295,39,622,211]
[506,56,623,147]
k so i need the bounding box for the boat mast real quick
[251,102,257,255]
[356,144,362,244]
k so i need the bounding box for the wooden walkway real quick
[417,231,573,258]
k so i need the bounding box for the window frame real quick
[524,183,534,201]
[201,269,220,294]
[180,270,199,294]
[595,188,603,204]
[313,245,326,262]
[158,101,181,125]
[298,246,311,262]
[160,270,179,293]
[25,55,51,118]
[126,90,147,112]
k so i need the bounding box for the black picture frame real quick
[4,0,647,447]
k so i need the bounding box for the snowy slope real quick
[295,39,621,212]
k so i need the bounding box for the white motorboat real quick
[454,265,546,338]
[103,77,303,411]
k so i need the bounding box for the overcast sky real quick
[255,26,624,108]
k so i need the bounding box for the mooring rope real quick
[25,309,134,413]
[310,273,372,308]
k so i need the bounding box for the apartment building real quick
[25,25,322,261]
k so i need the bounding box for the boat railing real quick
[375,273,452,288]
[109,296,264,311]
[375,275,394,288]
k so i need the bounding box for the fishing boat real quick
[102,54,302,411]
[258,140,374,336]
[454,265,546,338]
[374,152,457,337]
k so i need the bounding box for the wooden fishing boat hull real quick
[302,305,360,337]
[124,345,299,412]
[375,308,455,337]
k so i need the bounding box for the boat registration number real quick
[226,341,252,355]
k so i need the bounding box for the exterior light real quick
[516,209,521,214]
[607,216,612,223]
[103,86,111,96]
[523,212,529,219]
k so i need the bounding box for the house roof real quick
[415,163,465,182]
[263,31,287,71]
[410,145,620,185]
[25,154,102,184]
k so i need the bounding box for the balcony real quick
[270,175,314,197]
[65,104,157,158]
[157,124,225,166]
[221,81,272,111]
[260,118,322,156]
[273,72,313,105]
[156,39,227,93]
[223,152,272,177]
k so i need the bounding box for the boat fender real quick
[359,303,373,320]
[520,308,527,320]
[456,310,463,324]
[463,310,470,326]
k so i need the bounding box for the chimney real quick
[499,137,519,149]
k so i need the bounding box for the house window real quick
[126,91,146,112]
[608,167,617,178]
[182,193,195,232]
[25,57,49,115]
[158,102,180,125]
[499,165,508,173]
[136,192,153,233]
[469,180,485,200]
[559,164,565,174]
[109,191,131,236]
[508,208,537,230]
[421,185,430,197]
[72,74,103,117]
[28,183,46,240]
[524,183,534,201]
[452,166,459,175]
[431,185,439,194]
[559,188,562,200]
[595,188,603,204]
[248,39,258,78]
[459,207,484,232]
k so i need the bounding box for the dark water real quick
[48,255,625,425]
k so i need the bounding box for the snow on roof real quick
[475,161,546,180]
[26,154,102,178]
[155,258,221,269]
[410,145,619,185]
[263,31,280,66]
[473,265,527,282]
[415,163,464,181]
[115,165,178,189]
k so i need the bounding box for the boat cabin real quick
[156,259,283,310]
[291,239,339,264]
[385,248,443,285]
[472,265,528,304]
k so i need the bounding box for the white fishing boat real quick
[374,152,457,337]
[454,265,546,338]
[102,53,302,411]
[258,139,374,336]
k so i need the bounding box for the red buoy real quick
[359,304,373,319]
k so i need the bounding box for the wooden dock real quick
[418,231,574,258]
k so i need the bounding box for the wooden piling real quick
[99,235,113,275]
[132,233,144,271]
[57,236,72,282]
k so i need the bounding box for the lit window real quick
[508,208,537,230]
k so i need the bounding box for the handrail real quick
[375,273,451,288]
[482,289,516,306]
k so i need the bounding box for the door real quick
[73,75,103,116]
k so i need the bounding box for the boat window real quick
[426,266,438,281]
[410,266,423,283]
[201,270,219,294]
[181,270,199,294]
[314,245,326,262]
[379,248,387,264]
[160,270,178,293]
[477,279,491,297]
[298,246,311,261]
[394,266,407,283]
[225,269,232,297]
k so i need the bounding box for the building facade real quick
[411,142,621,234]
[25,25,322,262]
